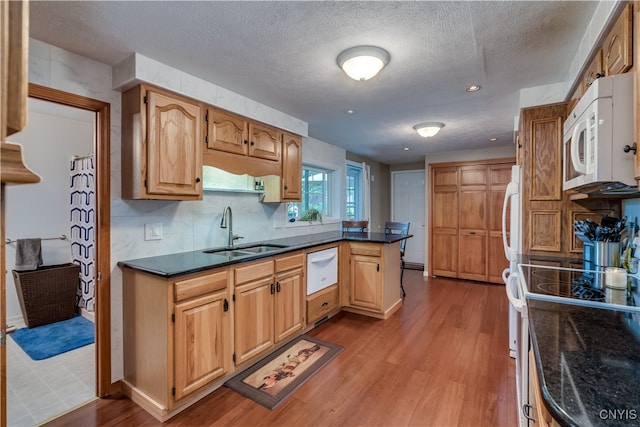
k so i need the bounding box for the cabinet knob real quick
[195,177,201,183]
[284,185,288,190]
[250,141,255,146]
[244,140,248,145]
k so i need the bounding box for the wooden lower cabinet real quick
[343,242,402,319]
[233,254,305,367]
[174,290,230,400]
[233,269,274,366]
[529,351,562,427]
[122,267,231,416]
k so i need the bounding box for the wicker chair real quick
[384,221,410,298]
[342,220,368,232]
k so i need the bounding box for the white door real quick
[391,170,425,266]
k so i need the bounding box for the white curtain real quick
[70,156,95,311]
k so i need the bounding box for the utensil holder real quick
[594,242,621,268]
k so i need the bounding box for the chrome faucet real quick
[220,205,243,246]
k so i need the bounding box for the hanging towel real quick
[14,239,43,271]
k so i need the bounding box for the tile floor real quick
[6,335,96,426]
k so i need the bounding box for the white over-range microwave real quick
[563,72,636,192]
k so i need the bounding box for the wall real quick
[423,145,516,275]
[5,98,94,323]
[346,152,390,232]
[28,39,346,382]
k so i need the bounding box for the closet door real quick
[431,167,458,278]
[458,165,488,281]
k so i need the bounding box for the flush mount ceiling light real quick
[337,46,390,81]
[413,122,445,138]
[466,85,481,92]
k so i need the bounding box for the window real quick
[287,166,332,221]
[346,163,362,220]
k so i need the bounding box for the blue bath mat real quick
[10,315,94,360]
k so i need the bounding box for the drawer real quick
[307,284,339,323]
[174,269,228,302]
[275,252,304,273]
[235,259,274,285]
[350,242,381,257]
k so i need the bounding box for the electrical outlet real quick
[144,223,163,241]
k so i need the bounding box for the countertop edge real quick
[528,311,576,427]
[118,232,411,278]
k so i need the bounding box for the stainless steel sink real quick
[202,244,287,257]
[202,249,253,257]
[236,244,287,254]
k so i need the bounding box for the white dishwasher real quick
[306,247,338,295]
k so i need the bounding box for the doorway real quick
[3,85,111,424]
[391,170,425,268]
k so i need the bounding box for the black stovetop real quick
[518,264,640,313]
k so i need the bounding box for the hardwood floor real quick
[44,271,517,427]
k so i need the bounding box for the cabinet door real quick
[206,109,247,155]
[458,231,487,281]
[604,4,633,76]
[350,255,382,310]
[174,290,230,401]
[581,50,603,95]
[274,268,304,343]
[431,166,459,278]
[459,165,487,281]
[248,122,281,161]
[282,132,302,200]
[146,90,202,197]
[234,277,274,365]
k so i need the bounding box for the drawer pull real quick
[321,302,329,307]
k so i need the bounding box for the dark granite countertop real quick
[118,231,411,278]
[528,299,640,427]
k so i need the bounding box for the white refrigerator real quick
[502,164,532,427]
[502,165,522,358]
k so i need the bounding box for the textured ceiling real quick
[29,1,600,164]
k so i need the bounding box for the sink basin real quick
[202,244,287,256]
[236,244,287,254]
[202,249,253,257]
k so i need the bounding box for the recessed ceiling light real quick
[490,137,498,142]
[403,147,410,151]
[466,85,481,92]
[346,109,356,115]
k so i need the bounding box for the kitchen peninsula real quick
[118,230,411,421]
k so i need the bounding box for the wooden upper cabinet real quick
[581,49,604,95]
[248,122,281,161]
[604,3,633,76]
[122,85,203,200]
[281,132,302,200]
[206,109,247,156]
[529,115,563,201]
[147,90,203,197]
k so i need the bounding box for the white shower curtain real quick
[70,156,95,311]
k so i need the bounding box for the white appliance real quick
[502,165,522,358]
[563,72,635,191]
[501,165,531,427]
[306,247,338,295]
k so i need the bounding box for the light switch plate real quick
[144,223,163,241]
